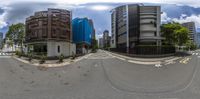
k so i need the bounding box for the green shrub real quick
[58,54,64,63]
[16,50,22,58]
[28,53,33,62]
[39,55,46,64]
[91,48,97,53]
[71,52,76,60]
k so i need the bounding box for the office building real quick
[103,30,111,48]
[72,18,94,54]
[0,32,3,49]
[111,4,163,53]
[25,8,75,57]
[197,32,200,48]
[89,19,96,49]
[99,38,104,49]
[182,22,196,43]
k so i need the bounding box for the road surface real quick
[0,50,200,99]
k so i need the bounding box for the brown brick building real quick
[25,8,76,57]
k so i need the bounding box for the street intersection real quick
[0,50,200,99]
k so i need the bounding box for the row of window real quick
[26,29,70,38]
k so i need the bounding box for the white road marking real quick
[164,61,175,65]
[155,64,162,68]
[192,53,195,55]
[198,56,200,58]
[180,57,191,64]
[0,52,12,56]
[0,52,12,58]
[116,57,126,61]
[196,53,199,55]
[127,60,161,65]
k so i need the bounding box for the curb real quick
[12,56,71,67]
[103,50,181,65]
[12,53,93,68]
[105,50,176,61]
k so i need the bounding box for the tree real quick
[185,40,197,50]
[175,27,189,46]
[6,23,25,52]
[161,22,189,46]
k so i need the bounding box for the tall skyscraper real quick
[111,4,163,53]
[25,8,75,57]
[99,38,104,49]
[72,18,94,54]
[103,30,111,48]
[89,19,96,49]
[182,22,196,43]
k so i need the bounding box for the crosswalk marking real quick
[0,52,12,56]
[179,57,191,64]
[192,53,199,56]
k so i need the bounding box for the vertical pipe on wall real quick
[126,5,129,53]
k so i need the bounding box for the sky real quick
[1,0,200,38]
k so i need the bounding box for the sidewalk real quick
[12,53,93,67]
[103,50,181,65]
[104,50,178,61]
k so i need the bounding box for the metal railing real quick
[110,46,175,55]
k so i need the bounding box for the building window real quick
[154,32,157,36]
[57,45,60,53]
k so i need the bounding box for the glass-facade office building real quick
[72,18,94,53]
[111,4,164,54]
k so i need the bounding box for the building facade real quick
[2,38,21,52]
[182,22,197,43]
[72,18,94,54]
[103,30,111,49]
[98,38,104,49]
[111,4,163,53]
[25,8,75,57]
[89,19,96,49]
[0,32,3,49]
[197,32,200,48]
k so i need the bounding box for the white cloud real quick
[90,5,111,11]
[161,12,172,23]
[173,14,200,28]
[161,12,200,29]
[1,0,200,8]
[0,13,8,29]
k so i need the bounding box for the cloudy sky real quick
[1,0,200,38]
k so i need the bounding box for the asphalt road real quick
[0,50,200,99]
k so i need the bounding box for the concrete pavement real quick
[0,50,200,99]
[103,52,198,93]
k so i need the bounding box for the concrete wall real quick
[47,41,76,57]
[140,32,155,37]
[139,6,161,46]
[140,24,156,31]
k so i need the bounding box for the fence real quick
[110,45,175,56]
